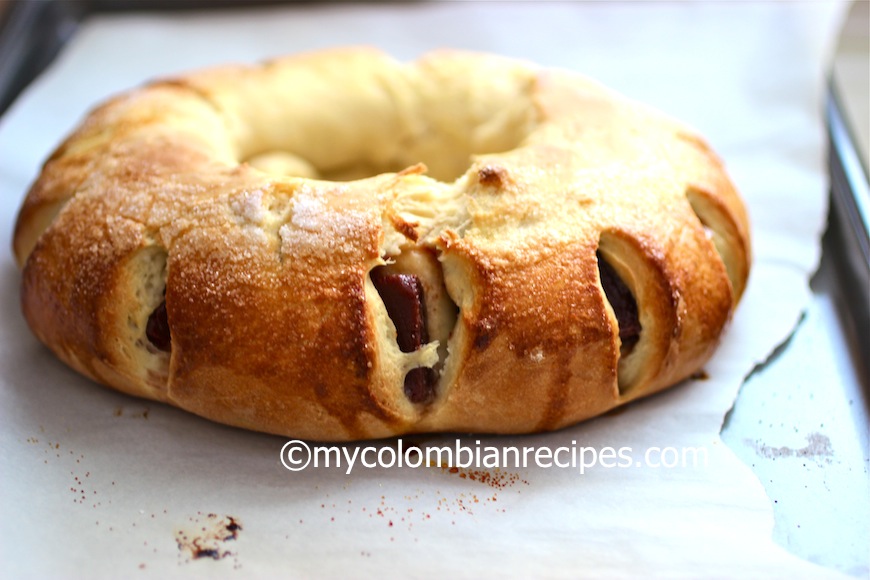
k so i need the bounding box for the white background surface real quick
[1,2,863,577]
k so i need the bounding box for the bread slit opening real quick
[371,247,458,406]
[596,251,641,358]
[370,268,436,403]
[123,246,170,394]
[146,293,171,352]
[686,189,746,301]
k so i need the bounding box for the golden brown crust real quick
[13,48,750,441]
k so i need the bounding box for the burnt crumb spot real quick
[690,369,710,381]
[478,165,507,188]
[224,517,242,538]
[175,514,242,563]
[195,548,221,560]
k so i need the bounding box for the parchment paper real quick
[0,2,849,577]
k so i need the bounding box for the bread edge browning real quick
[12,48,751,440]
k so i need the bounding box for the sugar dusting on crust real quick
[279,185,374,259]
[290,192,325,231]
[229,188,266,224]
[225,187,272,246]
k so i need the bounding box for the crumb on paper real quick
[437,465,529,490]
[113,406,151,419]
[174,513,242,562]
[745,432,833,462]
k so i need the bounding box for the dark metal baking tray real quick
[0,0,293,116]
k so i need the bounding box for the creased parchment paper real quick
[0,2,848,577]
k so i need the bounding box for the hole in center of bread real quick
[239,83,535,184]
[244,141,526,183]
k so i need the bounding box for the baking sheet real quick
[722,241,870,576]
[0,2,851,577]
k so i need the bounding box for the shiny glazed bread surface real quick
[13,48,750,441]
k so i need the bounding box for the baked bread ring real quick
[13,48,750,441]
